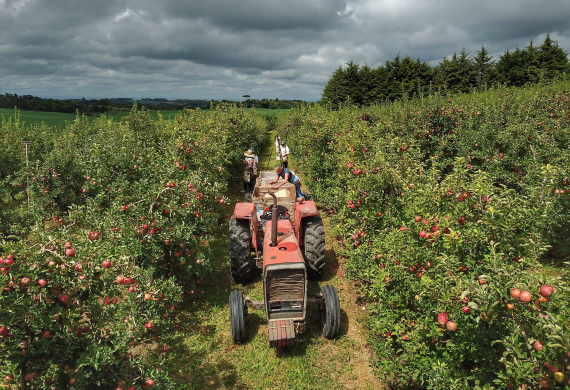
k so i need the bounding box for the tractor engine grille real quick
[265,267,306,320]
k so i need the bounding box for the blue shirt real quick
[278,168,299,184]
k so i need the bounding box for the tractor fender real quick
[232,202,261,257]
[294,200,319,242]
[233,202,256,220]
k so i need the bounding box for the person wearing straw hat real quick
[249,146,259,163]
[243,149,258,194]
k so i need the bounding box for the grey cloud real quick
[137,0,347,31]
[1,0,569,101]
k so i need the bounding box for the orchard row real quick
[0,106,267,389]
[281,81,570,388]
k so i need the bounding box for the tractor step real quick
[268,319,296,348]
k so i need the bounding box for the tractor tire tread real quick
[229,219,254,283]
[303,216,325,279]
[229,289,247,343]
[321,285,340,339]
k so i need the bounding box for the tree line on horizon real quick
[321,35,570,107]
[0,93,306,116]
[0,95,213,115]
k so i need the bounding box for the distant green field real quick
[0,108,183,129]
[0,107,289,129]
[0,108,79,128]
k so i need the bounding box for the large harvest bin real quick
[252,171,296,215]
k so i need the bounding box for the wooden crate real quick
[252,171,297,214]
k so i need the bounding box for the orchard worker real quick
[275,139,290,168]
[270,165,304,203]
[243,149,258,194]
[249,147,259,163]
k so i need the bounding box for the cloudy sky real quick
[1,0,569,101]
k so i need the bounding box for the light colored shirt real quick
[275,140,289,160]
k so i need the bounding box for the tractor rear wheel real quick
[320,285,340,339]
[229,289,247,343]
[229,218,254,283]
[302,216,325,279]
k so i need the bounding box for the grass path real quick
[160,131,384,389]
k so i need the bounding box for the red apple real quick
[544,362,557,374]
[88,231,100,241]
[65,242,73,249]
[102,260,111,268]
[38,279,48,287]
[59,294,71,305]
[510,288,521,299]
[462,306,471,314]
[446,321,457,331]
[519,290,532,303]
[437,312,448,325]
[534,340,543,351]
[65,248,76,257]
[540,285,554,297]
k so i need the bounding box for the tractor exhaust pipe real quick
[268,192,278,247]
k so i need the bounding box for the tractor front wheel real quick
[229,218,254,283]
[230,289,247,344]
[302,216,325,279]
[320,285,340,339]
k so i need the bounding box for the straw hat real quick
[244,149,255,157]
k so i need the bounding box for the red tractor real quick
[229,171,340,347]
